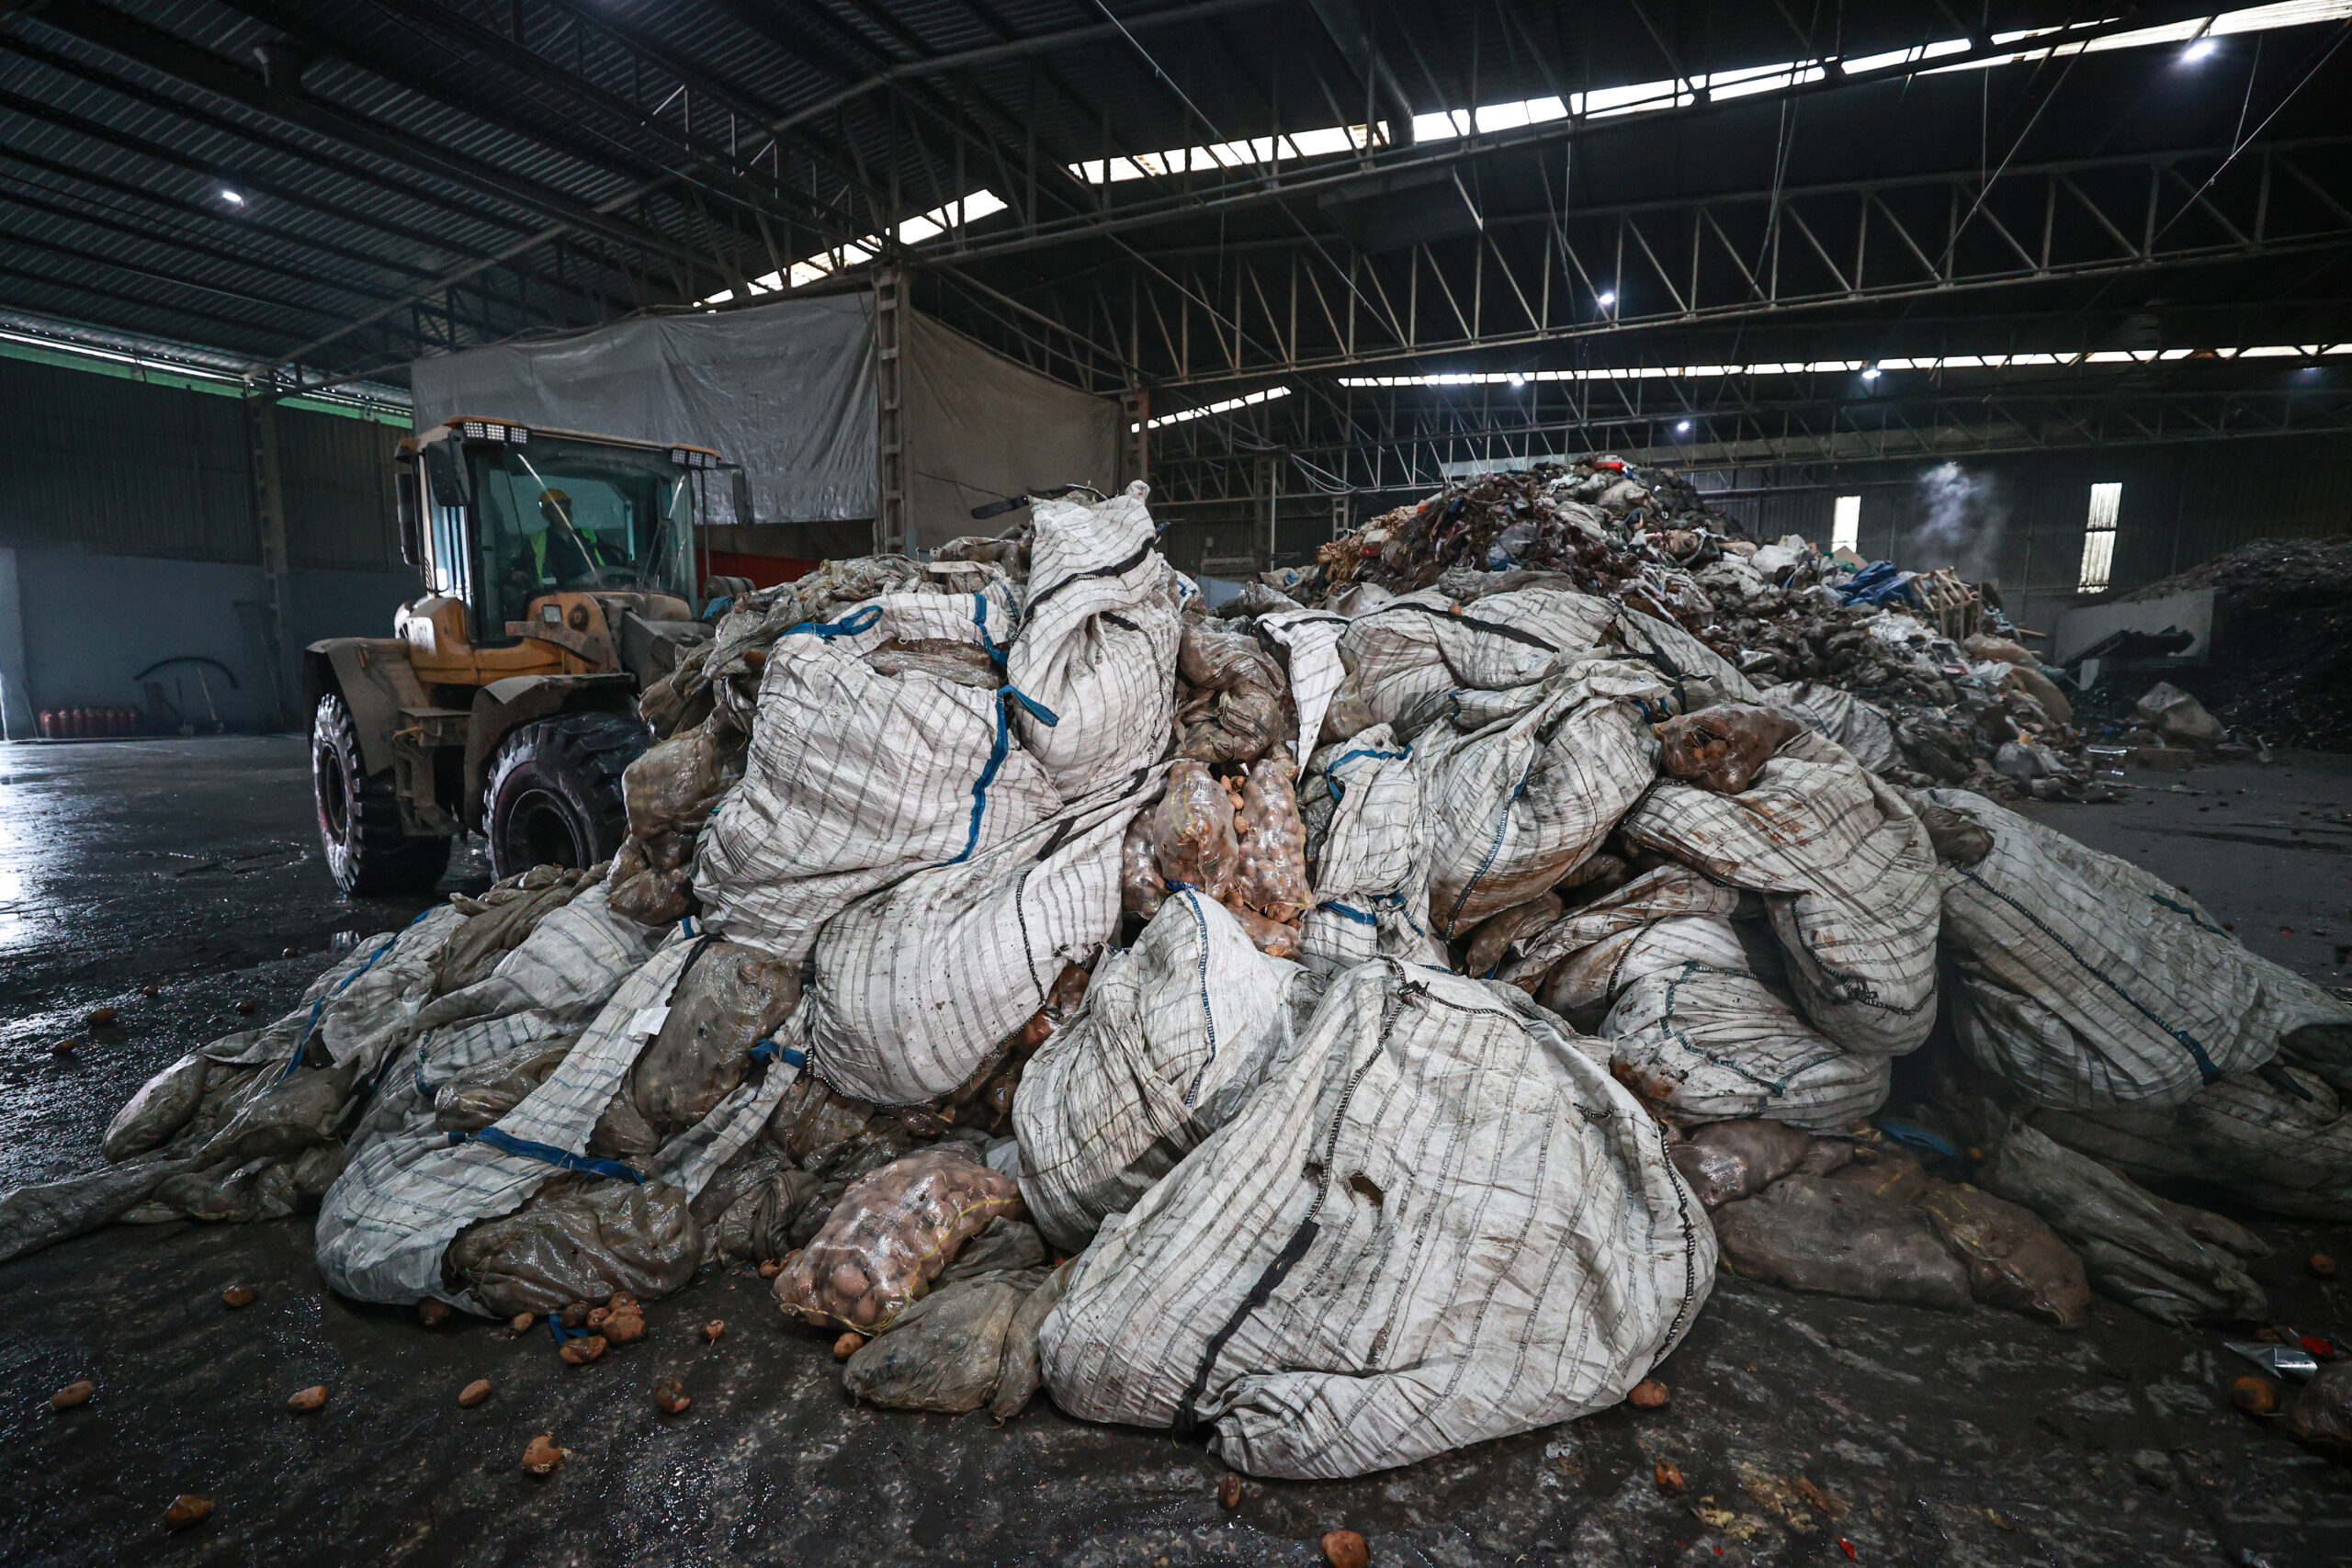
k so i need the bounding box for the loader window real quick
[466,437,695,635]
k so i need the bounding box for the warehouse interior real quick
[6,2,2352,1564]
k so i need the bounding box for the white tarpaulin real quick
[412,296,1125,559]
[901,310,1122,554]
[411,295,878,530]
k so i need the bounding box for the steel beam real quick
[954,137,2352,389]
[1145,378,2352,503]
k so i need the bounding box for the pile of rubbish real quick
[2107,536,2352,754]
[8,469,2351,1483]
[1302,459,2102,802]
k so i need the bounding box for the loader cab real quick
[305,419,741,897]
[395,418,729,644]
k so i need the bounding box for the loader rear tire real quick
[313,694,452,897]
[485,711,647,880]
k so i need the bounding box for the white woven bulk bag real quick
[1337,587,1614,728]
[2033,1063,2352,1221]
[1597,918,1891,1132]
[1758,681,1901,773]
[1039,960,1714,1480]
[1007,482,1182,799]
[1415,657,1668,938]
[1504,865,1743,1010]
[1296,727,1447,972]
[1924,788,2352,1109]
[806,772,1159,1106]
[694,586,1061,963]
[317,938,806,1308]
[1604,605,1765,707]
[1505,868,1886,1132]
[1013,888,1308,1250]
[1253,607,1349,765]
[1622,728,1939,1056]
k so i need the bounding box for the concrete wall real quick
[0,546,418,736]
[0,353,416,735]
[1692,436,2352,638]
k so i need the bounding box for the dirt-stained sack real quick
[1656,704,1804,794]
[1623,728,1939,1056]
[840,1270,1043,1413]
[1041,962,1713,1480]
[631,940,800,1134]
[1712,1175,1971,1310]
[1415,657,1668,936]
[1924,789,2352,1109]
[1758,682,1901,774]
[1913,1178,2090,1328]
[432,1041,574,1134]
[445,1176,702,1316]
[624,724,741,841]
[1463,893,1563,979]
[102,1053,211,1161]
[2031,1064,2352,1222]
[1668,1119,1814,1209]
[1975,1122,2266,1325]
[1338,589,1616,728]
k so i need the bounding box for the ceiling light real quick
[1508,373,1524,387]
[1675,419,1692,434]
[1596,290,1617,308]
[2182,37,2217,61]
[1860,367,1882,381]
[219,187,246,207]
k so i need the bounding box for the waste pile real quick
[1306,458,2102,801]
[7,468,2351,1483]
[2103,535,2352,754]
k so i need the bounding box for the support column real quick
[244,390,294,729]
[0,547,31,739]
[1119,388,1148,491]
[874,270,907,556]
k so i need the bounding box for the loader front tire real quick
[313,693,452,897]
[484,711,647,880]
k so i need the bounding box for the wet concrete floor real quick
[6,737,2352,1567]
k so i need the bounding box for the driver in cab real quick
[511,487,611,593]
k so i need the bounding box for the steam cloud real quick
[1914,462,2006,581]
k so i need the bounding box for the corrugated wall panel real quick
[281,410,401,573]
[0,356,255,562]
[0,355,403,570]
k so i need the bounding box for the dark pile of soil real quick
[2121,536,2352,753]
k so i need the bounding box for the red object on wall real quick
[701,549,818,590]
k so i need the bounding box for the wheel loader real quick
[304,416,755,895]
